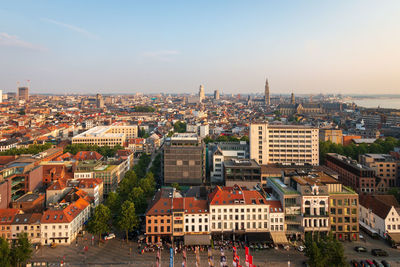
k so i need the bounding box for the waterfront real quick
[350,98,400,109]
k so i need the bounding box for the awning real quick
[270,232,289,245]
[184,234,211,245]
[388,233,400,244]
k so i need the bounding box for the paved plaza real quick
[30,231,400,267]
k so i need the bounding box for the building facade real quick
[72,125,138,147]
[163,133,205,185]
[250,123,319,166]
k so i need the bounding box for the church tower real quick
[265,78,270,106]
[291,92,295,104]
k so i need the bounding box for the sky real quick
[1,0,400,95]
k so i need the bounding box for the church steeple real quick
[265,78,270,106]
[291,92,295,104]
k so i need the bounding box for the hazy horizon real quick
[1,1,400,95]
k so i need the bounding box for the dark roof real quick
[360,194,400,219]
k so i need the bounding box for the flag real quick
[182,248,187,267]
[245,247,249,267]
[195,246,200,267]
[169,247,174,267]
[208,247,214,267]
[156,247,161,267]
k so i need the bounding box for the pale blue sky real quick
[1,1,399,95]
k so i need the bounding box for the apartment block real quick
[326,153,376,194]
[250,122,319,166]
[319,129,343,144]
[359,154,398,191]
[163,133,205,185]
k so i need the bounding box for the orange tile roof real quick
[74,151,103,161]
[209,184,267,205]
[0,209,22,225]
[41,198,90,224]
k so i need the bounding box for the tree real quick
[128,187,147,214]
[11,233,32,267]
[304,233,346,267]
[141,172,156,197]
[105,191,121,218]
[87,204,111,245]
[171,182,181,191]
[174,121,187,133]
[0,237,11,267]
[118,201,139,243]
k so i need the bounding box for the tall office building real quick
[291,93,295,104]
[250,122,319,166]
[214,89,220,100]
[18,87,29,101]
[265,78,270,106]
[199,85,205,102]
[96,93,104,108]
[163,133,205,185]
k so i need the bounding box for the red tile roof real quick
[74,151,103,161]
[41,197,90,224]
[209,184,267,205]
[183,197,208,214]
[0,209,22,225]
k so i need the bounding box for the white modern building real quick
[249,122,319,166]
[72,125,138,147]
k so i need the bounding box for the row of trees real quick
[134,106,155,112]
[304,233,346,267]
[0,143,52,156]
[203,135,249,144]
[0,234,32,267]
[87,154,156,244]
[319,137,400,163]
[64,143,124,157]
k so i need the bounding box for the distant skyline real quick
[1,1,400,95]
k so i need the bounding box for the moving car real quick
[371,249,388,256]
[354,246,367,252]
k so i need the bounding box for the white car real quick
[104,233,116,240]
[297,245,305,252]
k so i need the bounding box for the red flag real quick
[249,255,253,265]
[245,247,249,267]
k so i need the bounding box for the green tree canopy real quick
[174,121,187,133]
[117,201,139,243]
[0,237,11,267]
[87,204,111,245]
[11,232,32,267]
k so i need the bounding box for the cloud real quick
[0,32,46,51]
[41,18,98,39]
[142,50,180,61]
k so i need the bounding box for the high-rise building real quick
[96,93,104,108]
[18,87,29,101]
[163,133,205,185]
[291,93,295,104]
[214,89,220,100]
[250,122,319,165]
[265,78,270,106]
[199,85,205,102]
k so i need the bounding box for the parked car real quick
[297,245,306,252]
[360,260,371,267]
[350,259,359,266]
[381,260,390,267]
[104,233,116,240]
[371,249,388,256]
[365,259,376,267]
[354,246,367,252]
[372,259,384,267]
